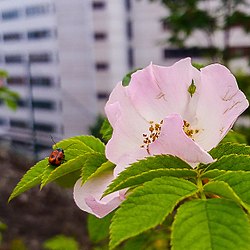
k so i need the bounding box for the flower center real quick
[141,120,163,154]
[183,120,199,139]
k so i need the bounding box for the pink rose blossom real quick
[74,58,249,218]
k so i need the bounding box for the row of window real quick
[1,29,56,42]
[1,3,53,21]
[8,76,54,87]
[10,119,55,133]
[0,117,56,133]
[0,98,56,110]
[2,53,56,64]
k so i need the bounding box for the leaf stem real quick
[197,171,206,200]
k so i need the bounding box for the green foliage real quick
[220,129,248,144]
[109,176,198,249]
[108,142,250,248]
[87,213,113,243]
[150,0,250,64]
[172,199,250,250]
[122,68,142,86]
[104,155,194,196]
[0,86,19,110]
[43,235,79,250]
[9,132,250,250]
[100,119,113,143]
[9,135,106,201]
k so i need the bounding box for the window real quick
[10,119,28,129]
[7,77,26,85]
[2,9,19,20]
[126,20,133,40]
[32,100,55,110]
[163,47,218,59]
[17,99,28,107]
[125,0,131,11]
[0,117,7,125]
[97,91,109,99]
[29,53,51,63]
[96,62,109,71]
[31,77,53,87]
[3,33,22,42]
[94,32,107,41]
[26,4,50,17]
[127,46,134,68]
[34,122,54,132]
[5,55,23,64]
[28,29,52,40]
[92,1,106,9]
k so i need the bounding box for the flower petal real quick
[127,58,201,122]
[105,82,150,165]
[150,114,214,167]
[73,171,123,218]
[195,64,249,151]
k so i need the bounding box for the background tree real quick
[149,0,250,66]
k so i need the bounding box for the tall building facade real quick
[0,0,97,155]
[0,0,249,157]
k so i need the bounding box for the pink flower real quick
[74,58,249,217]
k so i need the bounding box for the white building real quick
[0,0,249,157]
[0,0,97,154]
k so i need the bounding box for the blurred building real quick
[0,0,249,157]
[0,0,97,156]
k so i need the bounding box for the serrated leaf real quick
[88,160,115,181]
[110,176,197,249]
[9,159,48,201]
[205,154,250,172]
[209,142,250,159]
[214,172,250,206]
[87,212,113,243]
[100,119,113,143]
[172,199,250,250]
[55,135,105,154]
[204,180,250,211]
[201,169,226,179]
[80,153,107,184]
[41,155,87,188]
[221,130,247,144]
[105,168,196,196]
[105,155,192,196]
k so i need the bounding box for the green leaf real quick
[87,213,113,243]
[209,142,250,159]
[204,180,250,211]
[221,130,247,144]
[105,168,196,196]
[41,155,87,188]
[205,154,250,172]
[87,160,114,182]
[9,159,48,201]
[201,169,226,179]
[80,153,107,184]
[172,199,250,250]
[214,172,250,206]
[55,135,105,154]
[122,68,142,86]
[110,176,197,249]
[105,155,192,196]
[43,235,79,250]
[100,119,113,143]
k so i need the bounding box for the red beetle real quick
[49,147,65,166]
[48,136,75,167]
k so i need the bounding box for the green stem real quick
[197,172,206,200]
